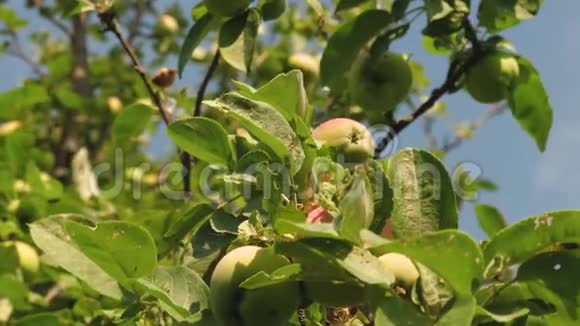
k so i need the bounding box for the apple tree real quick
[0,0,577,325]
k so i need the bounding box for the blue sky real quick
[1,1,579,240]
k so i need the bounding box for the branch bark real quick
[442,104,507,152]
[98,11,171,125]
[53,13,90,180]
[374,18,483,158]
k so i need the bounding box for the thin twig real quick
[98,11,171,125]
[6,32,44,77]
[374,18,483,158]
[442,104,507,152]
[38,6,71,36]
[194,50,221,116]
[98,10,199,196]
[178,50,221,196]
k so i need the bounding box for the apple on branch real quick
[209,246,300,326]
[312,118,375,164]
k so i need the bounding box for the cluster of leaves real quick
[0,0,577,325]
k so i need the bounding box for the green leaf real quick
[64,220,158,281]
[30,215,123,300]
[338,169,374,244]
[0,275,30,311]
[368,160,393,235]
[210,209,240,235]
[67,1,95,16]
[478,0,544,33]
[134,266,210,321]
[483,210,580,265]
[5,131,35,176]
[416,264,454,320]
[474,305,530,324]
[386,148,458,238]
[243,9,261,73]
[178,14,214,77]
[219,11,261,73]
[474,203,507,238]
[240,264,302,289]
[320,10,392,93]
[167,117,234,167]
[335,0,372,13]
[423,0,469,37]
[164,203,215,244]
[0,6,28,30]
[371,230,484,295]
[0,83,49,120]
[374,295,431,325]
[305,0,325,16]
[279,239,394,286]
[111,102,154,147]
[204,93,305,174]
[25,162,63,201]
[13,313,60,326]
[508,56,553,151]
[274,219,339,239]
[488,250,580,324]
[236,70,309,121]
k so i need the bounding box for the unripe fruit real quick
[203,0,252,17]
[2,241,40,273]
[260,0,286,21]
[159,14,179,33]
[465,52,519,103]
[152,67,177,89]
[349,52,412,113]
[210,246,300,326]
[378,253,419,288]
[107,96,123,114]
[0,120,22,136]
[312,118,374,164]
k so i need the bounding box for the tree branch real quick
[194,50,221,117]
[38,6,71,36]
[53,14,90,180]
[374,18,483,158]
[442,104,507,152]
[98,11,171,125]
[6,32,44,77]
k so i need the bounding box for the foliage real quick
[0,0,575,325]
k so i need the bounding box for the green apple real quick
[2,241,40,273]
[378,253,419,288]
[158,14,179,33]
[349,52,412,113]
[210,246,300,326]
[312,118,374,164]
[203,0,252,17]
[465,52,519,103]
[260,0,286,21]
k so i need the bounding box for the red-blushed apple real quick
[465,52,519,103]
[210,246,300,326]
[306,205,333,223]
[202,0,252,17]
[312,118,374,164]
